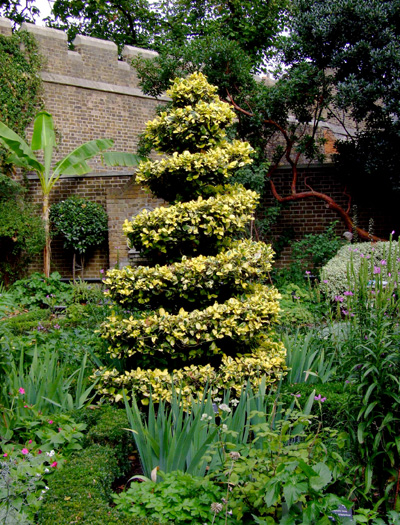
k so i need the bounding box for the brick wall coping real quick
[26,172,134,180]
[40,71,169,100]
[274,162,334,171]
[0,17,12,31]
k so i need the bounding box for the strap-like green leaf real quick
[102,151,144,167]
[31,111,56,179]
[53,139,114,177]
[0,121,43,173]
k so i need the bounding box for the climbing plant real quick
[0,29,43,173]
[98,73,286,403]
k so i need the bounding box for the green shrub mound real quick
[99,73,285,403]
[320,241,399,300]
[39,407,157,524]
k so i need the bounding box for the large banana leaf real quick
[53,138,114,177]
[31,111,56,179]
[0,121,43,173]
[102,151,144,167]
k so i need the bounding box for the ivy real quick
[0,29,43,173]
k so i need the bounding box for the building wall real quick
[0,17,166,278]
[1,18,397,277]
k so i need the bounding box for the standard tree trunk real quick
[43,193,51,278]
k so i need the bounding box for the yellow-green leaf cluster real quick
[101,285,281,360]
[94,339,287,406]
[166,72,220,106]
[144,75,236,154]
[104,240,274,309]
[136,140,254,201]
[123,184,259,262]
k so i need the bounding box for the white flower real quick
[44,468,50,473]
[213,397,222,403]
[201,413,212,421]
[218,403,231,413]
[230,398,240,406]
[46,450,55,457]
[221,424,228,432]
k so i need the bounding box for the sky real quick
[34,0,53,25]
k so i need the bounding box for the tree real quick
[46,0,287,59]
[50,196,109,280]
[0,0,40,26]
[0,111,142,277]
[280,0,400,203]
[98,73,286,403]
[47,0,160,51]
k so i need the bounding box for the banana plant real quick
[0,111,142,277]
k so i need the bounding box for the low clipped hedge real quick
[39,407,158,524]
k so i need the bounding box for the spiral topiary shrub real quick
[97,73,286,402]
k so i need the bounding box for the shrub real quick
[39,444,154,525]
[99,72,285,393]
[320,240,399,300]
[50,196,108,279]
[0,176,45,286]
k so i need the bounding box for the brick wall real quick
[261,164,398,266]
[1,18,397,277]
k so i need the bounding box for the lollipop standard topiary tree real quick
[98,73,286,403]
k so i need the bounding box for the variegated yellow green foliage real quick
[94,339,287,406]
[136,140,254,202]
[101,284,281,360]
[103,240,274,309]
[123,184,259,263]
[144,74,236,154]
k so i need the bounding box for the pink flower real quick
[51,461,58,468]
[58,427,62,432]
[315,394,326,403]
[3,453,7,457]
[19,387,25,395]
[38,450,42,454]
[374,266,381,274]
[100,269,104,274]
[48,420,53,425]
[24,405,28,408]
[21,448,29,455]
[28,440,32,444]
[391,230,395,235]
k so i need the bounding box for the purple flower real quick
[344,291,354,296]
[380,260,387,266]
[323,280,328,284]
[290,393,301,398]
[391,230,395,235]
[305,271,311,275]
[315,394,326,403]
[53,324,60,330]
[334,295,344,302]
[374,266,381,274]
[341,309,348,316]
[100,269,104,274]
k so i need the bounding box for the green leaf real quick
[283,479,308,509]
[0,121,43,173]
[102,151,144,167]
[53,139,114,177]
[309,462,332,491]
